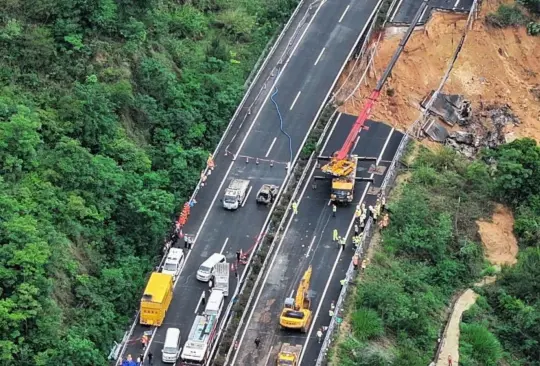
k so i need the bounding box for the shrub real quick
[486,5,527,27]
[351,308,384,341]
[459,323,503,365]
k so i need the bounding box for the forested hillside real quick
[330,140,540,365]
[0,0,296,364]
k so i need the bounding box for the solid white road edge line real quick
[230,114,343,365]
[298,128,395,364]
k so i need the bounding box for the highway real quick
[389,0,473,24]
[119,0,383,364]
[231,114,404,365]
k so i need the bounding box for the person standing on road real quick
[292,201,298,215]
[201,291,206,306]
[147,352,153,365]
[254,337,261,348]
[316,328,323,343]
[332,229,338,242]
[141,335,148,351]
[339,236,346,249]
[332,203,337,217]
[354,223,359,236]
[355,205,361,218]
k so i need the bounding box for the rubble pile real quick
[446,103,520,158]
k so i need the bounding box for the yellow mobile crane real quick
[317,0,430,203]
[279,266,312,332]
[317,154,362,204]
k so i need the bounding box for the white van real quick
[196,253,226,282]
[162,248,185,280]
[204,290,225,317]
[162,327,181,363]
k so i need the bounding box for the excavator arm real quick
[294,266,312,309]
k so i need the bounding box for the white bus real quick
[180,314,218,365]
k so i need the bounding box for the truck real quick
[325,155,358,204]
[140,272,173,326]
[211,262,229,296]
[277,343,302,366]
[222,179,250,210]
[180,314,218,365]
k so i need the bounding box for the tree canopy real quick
[0,0,297,363]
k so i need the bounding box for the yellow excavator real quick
[279,266,312,332]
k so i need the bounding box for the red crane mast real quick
[335,0,429,161]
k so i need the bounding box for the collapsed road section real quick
[115,0,386,365]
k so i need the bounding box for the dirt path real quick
[436,289,479,366]
[435,202,518,365]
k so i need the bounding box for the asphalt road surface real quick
[231,114,404,366]
[119,0,383,364]
[389,0,474,24]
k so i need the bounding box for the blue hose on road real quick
[270,88,293,164]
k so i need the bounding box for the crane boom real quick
[335,0,430,161]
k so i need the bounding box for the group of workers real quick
[331,194,389,250]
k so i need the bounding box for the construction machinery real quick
[316,154,366,204]
[277,343,302,366]
[279,266,312,332]
[316,0,430,202]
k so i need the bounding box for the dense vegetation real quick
[460,139,540,366]
[329,139,540,365]
[486,0,540,35]
[330,146,490,365]
[0,0,297,364]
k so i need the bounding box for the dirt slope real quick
[338,0,540,141]
[477,203,519,266]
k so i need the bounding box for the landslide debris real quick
[337,0,540,153]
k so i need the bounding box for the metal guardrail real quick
[222,107,340,365]
[111,0,322,361]
[314,1,480,364]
